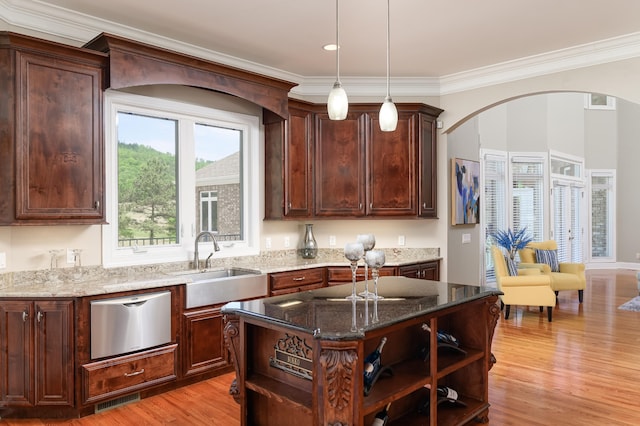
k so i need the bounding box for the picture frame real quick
[451,157,480,225]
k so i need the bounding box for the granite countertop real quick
[222,276,499,340]
[0,248,440,298]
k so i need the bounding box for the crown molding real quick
[2,0,640,98]
[293,76,441,98]
[0,0,304,85]
[439,32,640,95]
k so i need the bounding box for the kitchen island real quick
[222,277,501,426]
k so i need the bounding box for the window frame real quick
[102,90,261,268]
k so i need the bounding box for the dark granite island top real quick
[221,276,502,426]
[222,276,500,340]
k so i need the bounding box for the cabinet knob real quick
[37,311,43,322]
[22,311,28,322]
[423,202,427,209]
[94,201,100,210]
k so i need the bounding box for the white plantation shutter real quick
[571,185,584,263]
[481,150,507,283]
[553,182,569,262]
[510,155,546,243]
[589,171,616,261]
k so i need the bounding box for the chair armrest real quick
[500,275,551,287]
[519,262,551,274]
[517,268,541,276]
[559,262,585,274]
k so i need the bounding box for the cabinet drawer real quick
[327,266,396,284]
[269,268,325,291]
[82,344,177,403]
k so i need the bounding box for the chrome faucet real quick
[194,231,221,270]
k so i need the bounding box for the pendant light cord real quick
[335,0,341,84]
[385,0,391,98]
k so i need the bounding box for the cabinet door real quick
[0,301,32,406]
[284,107,313,217]
[34,300,74,406]
[418,114,438,218]
[397,264,422,279]
[420,261,440,280]
[15,51,103,221]
[314,112,366,217]
[182,307,227,377]
[367,112,417,216]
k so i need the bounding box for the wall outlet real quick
[462,233,471,244]
[636,252,640,260]
[398,235,406,246]
[329,235,336,246]
[0,252,6,269]
[265,237,272,249]
[67,248,75,264]
[284,236,290,248]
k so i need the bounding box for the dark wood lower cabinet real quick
[0,299,74,409]
[398,261,440,281]
[182,306,230,377]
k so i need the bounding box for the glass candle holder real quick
[365,250,386,300]
[344,242,364,300]
[356,234,376,298]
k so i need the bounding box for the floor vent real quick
[95,393,140,413]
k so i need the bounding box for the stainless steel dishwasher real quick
[91,290,171,359]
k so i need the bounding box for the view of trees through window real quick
[117,113,178,247]
[116,112,242,248]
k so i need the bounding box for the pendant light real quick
[327,0,348,120]
[379,0,397,131]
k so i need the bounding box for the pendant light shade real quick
[379,0,397,131]
[328,81,348,120]
[328,0,348,120]
[379,95,398,131]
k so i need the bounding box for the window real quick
[550,152,586,263]
[103,91,260,267]
[481,150,507,284]
[588,170,616,262]
[510,154,547,242]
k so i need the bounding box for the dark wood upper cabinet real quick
[314,110,367,217]
[0,32,107,225]
[264,100,315,219]
[418,113,438,218]
[368,111,417,216]
[265,101,442,219]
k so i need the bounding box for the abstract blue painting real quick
[452,158,480,225]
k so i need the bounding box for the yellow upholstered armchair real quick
[491,246,556,321]
[518,240,586,304]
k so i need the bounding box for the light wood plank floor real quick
[3,269,639,425]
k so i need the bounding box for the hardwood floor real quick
[2,269,639,425]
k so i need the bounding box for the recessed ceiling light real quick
[323,43,338,51]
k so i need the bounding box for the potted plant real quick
[491,227,533,260]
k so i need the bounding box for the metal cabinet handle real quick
[292,277,306,282]
[124,369,145,377]
[94,200,100,209]
[37,311,43,322]
[423,202,427,209]
[22,311,28,322]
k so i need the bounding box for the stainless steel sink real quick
[175,268,268,309]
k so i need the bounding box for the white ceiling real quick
[3,0,640,94]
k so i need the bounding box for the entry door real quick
[551,180,585,263]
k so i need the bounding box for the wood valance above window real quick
[84,33,296,118]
